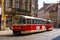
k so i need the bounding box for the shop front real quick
[6,16,12,30]
[4,15,12,30]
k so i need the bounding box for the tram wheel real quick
[13,31,21,36]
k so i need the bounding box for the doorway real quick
[6,16,12,30]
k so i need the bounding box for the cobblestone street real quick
[0,28,60,40]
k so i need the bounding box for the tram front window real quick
[13,17,25,24]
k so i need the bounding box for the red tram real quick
[12,15,53,35]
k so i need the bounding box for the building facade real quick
[31,0,38,17]
[38,7,44,18]
[4,0,38,16]
[4,0,38,30]
[38,3,52,18]
[44,3,60,27]
[0,0,5,30]
[58,3,60,26]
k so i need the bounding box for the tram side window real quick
[27,19,31,24]
[42,21,47,24]
[47,21,49,24]
[37,20,42,24]
[19,18,25,24]
[32,19,37,24]
[46,21,52,24]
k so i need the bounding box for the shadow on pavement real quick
[52,36,60,40]
[0,31,47,37]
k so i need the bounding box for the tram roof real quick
[48,20,53,22]
[15,15,46,21]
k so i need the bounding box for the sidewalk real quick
[0,30,13,35]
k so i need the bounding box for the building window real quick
[27,19,31,24]
[15,2,19,8]
[15,0,20,8]
[28,2,31,11]
[7,0,12,8]
[25,0,31,11]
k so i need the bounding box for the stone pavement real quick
[0,30,13,35]
[0,28,60,40]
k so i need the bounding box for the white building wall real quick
[58,4,60,24]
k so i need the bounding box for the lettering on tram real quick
[12,15,53,35]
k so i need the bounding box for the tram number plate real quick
[36,26,40,30]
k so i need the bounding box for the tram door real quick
[6,16,12,30]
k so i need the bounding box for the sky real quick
[38,0,60,9]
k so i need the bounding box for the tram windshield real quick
[13,15,48,24]
[13,16,25,24]
[47,21,53,24]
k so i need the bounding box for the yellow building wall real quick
[1,0,7,30]
[4,16,6,30]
